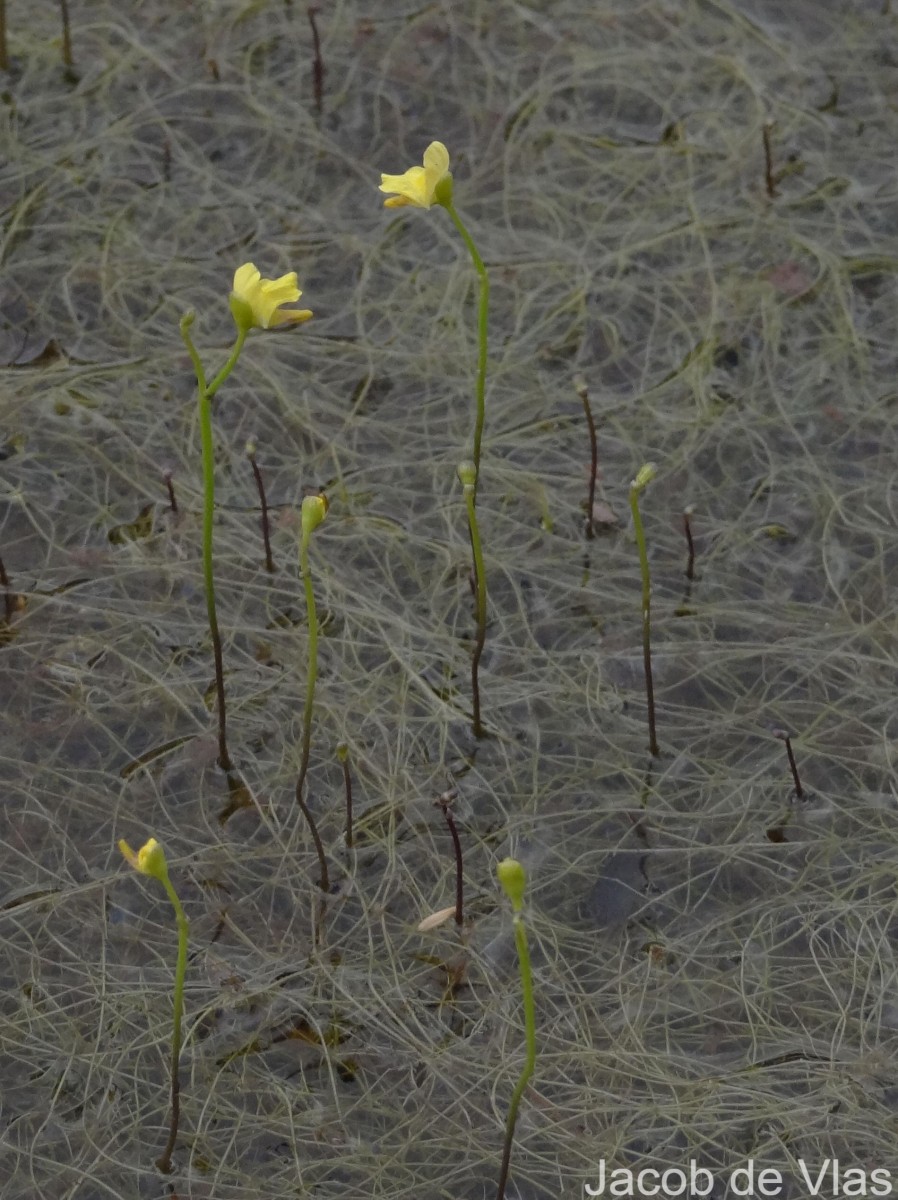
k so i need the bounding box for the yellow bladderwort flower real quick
[379,142,491,737]
[229,262,314,333]
[379,140,453,209]
[118,836,169,883]
[377,144,485,477]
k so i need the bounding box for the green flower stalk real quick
[118,837,188,1174]
[629,462,659,757]
[295,493,330,892]
[495,858,536,1200]
[180,264,312,772]
[443,201,489,487]
[379,142,490,494]
[458,461,487,738]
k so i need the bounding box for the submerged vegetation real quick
[2,2,898,1198]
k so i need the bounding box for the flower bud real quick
[497,857,526,912]
[631,462,657,492]
[301,493,329,538]
[457,460,477,493]
[119,836,171,885]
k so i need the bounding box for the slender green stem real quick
[629,479,659,758]
[156,875,189,1174]
[460,468,487,738]
[179,314,207,392]
[180,317,247,772]
[496,861,536,1200]
[198,385,231,771]
[295,522,329,892]
[206,334,247,401]
[444,203,489,491]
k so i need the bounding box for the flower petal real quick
[118,839,139,870]
[233,262,261,294]
[268,307,313,327]
[261,273,301,305]
[119,836,170,883]
[379,166,429,206]
[423,141,450,183]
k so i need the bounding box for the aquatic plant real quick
[436,788,464,927]
[574,375,599,539]
[295,493,330,892]
[246,438,275,573]
[179,265,312,770]
[379,142,490,492]
[495,858,536,1200]
[773,728,805,799]
[117,837,188,1174]
[458,460,488,737]
[629,462,659,757]
[682,504,696,581]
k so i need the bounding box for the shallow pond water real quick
[1,1,898,1198]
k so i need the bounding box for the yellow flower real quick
[229,263,313,333]
[119,836,170,884]
[379,141,452,209]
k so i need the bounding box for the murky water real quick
[1,1,897,1197]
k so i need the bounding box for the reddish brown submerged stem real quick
[308,6,324,114]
